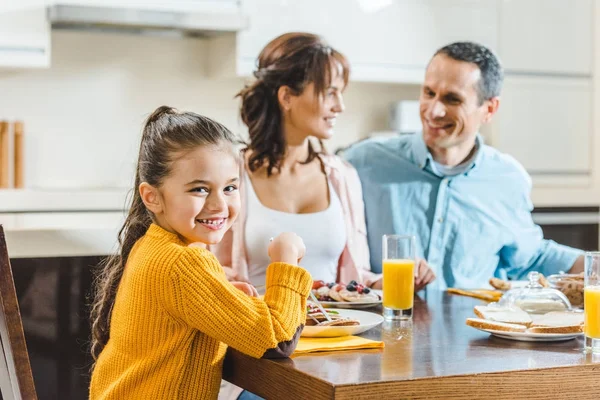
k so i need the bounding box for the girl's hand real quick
[231,281,259,297]
[415,258,436,292]
[268,232,306,265]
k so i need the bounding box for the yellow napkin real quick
[293,336,384,355]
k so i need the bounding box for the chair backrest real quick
[0,225,37,400]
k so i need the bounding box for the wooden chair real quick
[0,225,37,400]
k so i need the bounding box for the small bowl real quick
[547,273,584,308]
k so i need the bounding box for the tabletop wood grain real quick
[223,291,600,399]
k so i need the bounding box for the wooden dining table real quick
[223,291,600,399]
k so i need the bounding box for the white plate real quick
[302,309,384,338]
[319,300,381,309]
[319,290,383,309]
[470,326,583,342]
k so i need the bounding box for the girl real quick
[89,106,311,400]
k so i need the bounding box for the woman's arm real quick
[334,158,382,287]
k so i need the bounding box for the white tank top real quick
[244,173,347,289]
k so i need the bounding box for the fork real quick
[309,290,333,322]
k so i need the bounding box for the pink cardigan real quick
[209,153,381,286]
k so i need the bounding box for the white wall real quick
[0,30,420,190]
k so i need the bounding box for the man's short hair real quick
[434,42,504,104]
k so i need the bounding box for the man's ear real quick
[139,182,162,215]
[482,96,500,124]
[277,85,294,112]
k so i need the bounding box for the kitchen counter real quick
[0,211,125,258]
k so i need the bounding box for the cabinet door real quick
[499,0,592,75]
[0,7,50,68]
[53,1,240,12]
[238,0,498,83]
[495,76,592,175]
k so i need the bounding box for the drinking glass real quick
[382,235,416,320]
[584,252,600,353]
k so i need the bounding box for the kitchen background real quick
[0,0,599,399]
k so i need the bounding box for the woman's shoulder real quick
[319,153,357,175]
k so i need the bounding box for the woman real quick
[211,32,379,291]
[214,31,435,400]
[213,31,435,292]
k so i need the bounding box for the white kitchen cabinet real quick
[0,6,50,68]
[50,1,240,12]
[211,0,498,83]
[494,76,593,177]
[499,0,593,75]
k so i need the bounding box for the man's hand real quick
[231,281,259,297]
[415,258,436,292]
[369,258,436,291]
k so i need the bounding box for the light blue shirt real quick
[344,133,582,290]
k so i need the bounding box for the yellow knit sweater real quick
[90,224,311,400]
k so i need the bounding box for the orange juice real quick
[383,259,415,309]
[585,286,600,339]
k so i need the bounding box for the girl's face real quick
[145,144,241,246]
[281,69,346,144]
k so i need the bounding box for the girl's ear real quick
[139,182,163,215]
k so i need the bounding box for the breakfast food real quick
[489,275,549,291]
[489,277,511,291]
[530,311,584,329]
[548,273,584,308]
[311,280,381,303]
[527,325,584,334]
[446,288,503,302]
[467,306,584,336]
[466,318,527,333]
[513,298,568,314]
[473,305,532,326]
[305,303,360,327]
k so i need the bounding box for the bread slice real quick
[529,311,584,328]
[527,311,584,334]
[474,305,532,327]
[466,317,527,333]
[527,325,583,334]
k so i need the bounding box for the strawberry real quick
[312,280,325,290]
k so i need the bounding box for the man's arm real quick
[499,184,583,279]
[569,254,584,274]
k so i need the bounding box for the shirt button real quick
[438,217,444,223]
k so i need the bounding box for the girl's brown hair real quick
[89,106,238,363]
[238,32,350,176]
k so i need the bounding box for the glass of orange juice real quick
[382,235,416,320]
[584,252,600,353]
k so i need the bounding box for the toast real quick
[447,288,503,302]
[489,277,511,291]
[527,325,583,334]
[466,317,527,333]
[315,318,360,327]
[530,311,584,327]
[528,311,584,332]
[473,305,532,327]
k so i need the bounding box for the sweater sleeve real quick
[166,247,312,358]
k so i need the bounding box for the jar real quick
[547,273,584,308]
[501,271,572,314]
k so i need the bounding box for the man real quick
[344,41,584,290]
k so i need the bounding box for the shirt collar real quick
[412,132,484,175]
